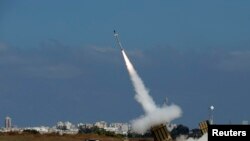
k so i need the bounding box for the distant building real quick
[5,116,12,129]
[78,123,94,129]
[106,123,129,135]
[56,121,76,130]
[94,121,107,129]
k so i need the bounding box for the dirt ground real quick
[0,134,154,141]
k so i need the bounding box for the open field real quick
[0,134,120,141]
[0,134,153,141]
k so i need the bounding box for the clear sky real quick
[0,0,250,128]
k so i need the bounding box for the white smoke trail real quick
[176,134,208,141]
[121,50,182,134]
[122,50,157,113]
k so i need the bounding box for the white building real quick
[77,123,94,129]
[94,121,107,129]
[106,123,129,135]
[56,121,77,131]
[5,116,12,129]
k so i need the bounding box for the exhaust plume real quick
[121,50,182,134]
[176,134,208,141]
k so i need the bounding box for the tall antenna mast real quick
[209,105,215,124]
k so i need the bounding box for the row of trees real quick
[125,124,202,139]
[78,124,203,139]
[2,124,203,139]
[170,124,203,139]
[78,126,124,138]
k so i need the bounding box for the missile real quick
[113,30,124,51]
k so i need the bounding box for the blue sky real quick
[0,0,250,128]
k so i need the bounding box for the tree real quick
[170,124,189,139]
[23,129,40,134]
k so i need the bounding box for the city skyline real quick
[0,0,250,128]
